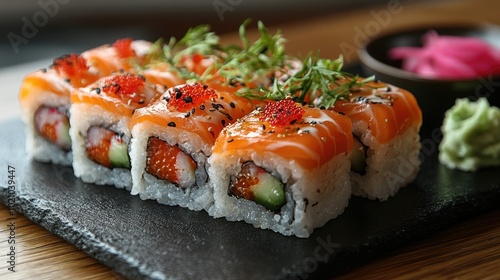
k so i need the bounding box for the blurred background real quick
[0,0,422,67]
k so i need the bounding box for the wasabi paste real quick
[439,98,500,171]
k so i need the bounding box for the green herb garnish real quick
[236,54,375,108]
[216,19,288,87]
[141,25,221,80]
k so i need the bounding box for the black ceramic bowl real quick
[359,24,500,128]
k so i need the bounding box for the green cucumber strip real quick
[55,119,71,150]
[252,172,286,211]
[351,137,367,174]
[109,138,130,169]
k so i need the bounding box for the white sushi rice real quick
[207,150,352,238]
[351,123,421,200]
[69,103,132,190]
[129,122,214,211]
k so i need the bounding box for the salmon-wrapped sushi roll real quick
[18,39,153,166]
[129,82,262,210]
[69,73,162,189]
[208,100,353,238]
[19,54,101,165]
[332,81,422,201]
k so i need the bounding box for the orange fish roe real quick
[113,38,136,58]
[146,137,196,186]
[259,99,305,127]
[52,53,89,77]
[166,83,217,112]
[229,162,260,200]
[101,74,146,104]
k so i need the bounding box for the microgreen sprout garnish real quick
[237,54,375,108]
[216,19,289,87]
[142,25,222,80]
[139,20,375,108]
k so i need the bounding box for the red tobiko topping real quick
[102,74,146,102]
[52,53,89,77]
[166,83,217,112]
[260,99,305,127]
[113,38,136,58]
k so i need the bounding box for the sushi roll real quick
[69,73,162,189]
[19,54,101,165]
[129,82,262,210]
[332,80,422,200]
[19,39,154,166]
[208,100,354,238]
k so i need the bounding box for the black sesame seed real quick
[227,139,234,143]
[212,103,221,110]
[221,119,226,126]
[226,114,233,121]
[200,104,205,110]
[203,84,208,90]
[337,111,345,115]
[262,124,266,130]
[163,96,170,102]
[184,112,191,118]
[229,102,236,108]
[174,88,182,99]
[41,68,47,73]
[183,96,193,103]
[319,106,326,110]
[168,122,176,127]
[64,78,71,83]
[290,119,297,125]
[191,108,196,115]
[94,87,101,94]
[386,86,391,92]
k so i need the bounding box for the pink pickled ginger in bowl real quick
[359,24,500,126]
[389,30,500,80]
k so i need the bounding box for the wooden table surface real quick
[2,0,500,279]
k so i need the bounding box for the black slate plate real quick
[1,118,499,280]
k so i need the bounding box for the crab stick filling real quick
[145,137,197,189]
[85,126,130,169]
[34,106,71,151]
[229,162,286,211]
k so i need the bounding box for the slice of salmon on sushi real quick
[207,100,353,238]
[69,73,163,189]
[332,80,422,201]
[82,38,152,76]
[19,53,101,165]
[129,82,263,210]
